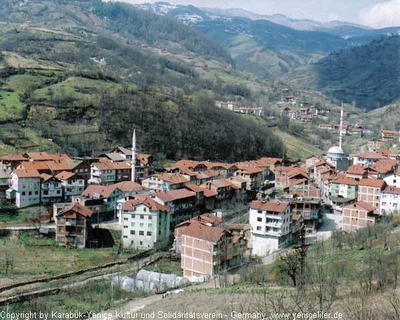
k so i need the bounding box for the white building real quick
[249,200,292,256]
[7,169,41,208]
[380,186,400,214]
[384,172,400,189]
[120,194,170,250]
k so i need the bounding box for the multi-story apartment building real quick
[7,169,41,208]
[55,202,93,248]
[357,179,386,213]
[180,220,248,278]
[249,200,292,256]
[120,194,170,250]
[342,201,377,232]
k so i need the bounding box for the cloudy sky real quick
[122,0,400,28]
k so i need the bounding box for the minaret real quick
[131,129,136,182]
[339,102,344,149]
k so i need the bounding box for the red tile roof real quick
[112,181,143,192]
[358,179,386,188]
[81,185,121,198]
[155,189,195,202]
[346,164,366,175]
[55,171,79,180]
[153,173,190,185]
[331,177,359,186]
[121,194,169,212]
[343,201,376,212]
[250,200,289,213]
[57,202,93,217]
[0,154,26,162]
[14,169,41,178]
[182,221,225,243]
[382,186,400,195]
[185,184,204,192]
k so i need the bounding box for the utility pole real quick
[293,215,311,292]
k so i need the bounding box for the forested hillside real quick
[312,36,400,110]
[0,0,287,161]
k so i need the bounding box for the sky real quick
[122,0,400,28]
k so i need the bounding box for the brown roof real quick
[382,186,400,195]
[182,221,225,243]
[55,171,79,180]
[358,152,387,160]
[331,177,359,186]
[346,164,366,175]
[153,173,190,185]
[0,154,26,162]
[203,188,218,197]
[112,181,143,192]
[155,189,195,202]
[14,169,41,178]
[40,173,54,182]
[81,185,121,198]
[250,200,289,213]
[358,179,386,188]
[343,201,376,212]
[57,202,93,217]
[92,161,131,170]
[121,194,169,212]
[185,184,204,192]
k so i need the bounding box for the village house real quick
[141,173,190,191]
[249,200,292,256]
[346,164,368,181]
[153,189,197,229]
[290,197,322,232]
[200,179,234,205]
[74,185,123,220]
[89,160,131,185]
[383,169,400,188]
[120,194,170,250]
[6,169,41,208]
[233,163,263,191]
[353,152,388,167]
[380,186,400,215]
[357,179,387,213]
[341,201,378,232]
[0,154,27,171]
[55,202,93,248]
[55,171,86,201]
[40,173,63,204]
[368,138,384,152]
[381,130,396,141]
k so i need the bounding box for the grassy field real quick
[0,231,127,287]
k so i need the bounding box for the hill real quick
[0,0,293,161]
[308,36,400,110]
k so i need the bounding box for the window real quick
[257,210,262,214]
[22,192,26,196]
[139,231,144,235]
[147,231,152,236]
[58,226,64,232]
[28,191,32,196]
[130,230,135,235]
[256,226,261,231]
[257,217,262,222]
[140,241,143,245]
[148,216,152,220]
[140,215,144,219]
[123,235,128,238]
[131,222,135,227]
[143,208,147,212]
[57,190,61,194]
[43,190,48,195]
[124,225,128,228]
[35,191,38,195]
[124,218,128,221]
